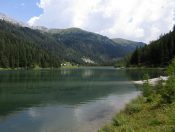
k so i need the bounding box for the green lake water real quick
[0,67,164,132]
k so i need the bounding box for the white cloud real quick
[28,16,39,26]
[28,0,175,43]
[20,3,25,6]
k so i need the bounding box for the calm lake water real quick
[0,67,164,132]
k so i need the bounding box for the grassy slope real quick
[99,96,175,132]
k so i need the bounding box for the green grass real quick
[99,70,175,132]
[0,67,60,70]
[0,68,19,70]
[61,65,79,69]
[99,96,175,132]
[100,58,175,132]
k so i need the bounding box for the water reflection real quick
[0,67,163,132]
[125,68,165,81]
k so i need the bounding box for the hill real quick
[0,13,146,67]
[48,28,133,64]
[129,26,175,67]
[112,38,145,54]
[0,20,60,68]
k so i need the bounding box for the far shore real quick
[115,67,165,70]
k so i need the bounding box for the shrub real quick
[98,125,115,132]
[148,119,162,126]
[112,114,127,126]
[151,58,175,104]
[142,74,153,97]
[166,58,175,76]
[159,76,175,103]
[125,103,142,114]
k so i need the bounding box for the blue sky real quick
[0,0,42,22]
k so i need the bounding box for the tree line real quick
[129,26,175,67]
[0,21,60,68]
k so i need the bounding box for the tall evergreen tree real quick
[129,25,175,67]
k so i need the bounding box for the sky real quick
[0,0,175,43]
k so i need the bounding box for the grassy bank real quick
[99,96,175,132]
[99,59,175,132]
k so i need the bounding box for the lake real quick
[0,67,164,132]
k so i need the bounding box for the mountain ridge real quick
[112,38,145,46]
[112,38,145,55]
[0,12,145,66]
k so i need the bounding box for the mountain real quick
[0,13,46,30]
[0,13,28,27]
[129,26,175,67]
[47,28,146,64]
[47,28,134,64]
[0,20,60,68]
[0,13,145,67]
[112,38,146,54]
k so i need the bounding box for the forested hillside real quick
[0,20,60,68]
[0,17,146,68]
[130,26,175,67]
[49,28,130,64]
[112,38,145,54]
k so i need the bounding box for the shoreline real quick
[0,67,79,71]
[99,94,175,132]
[133,76,169,85]
[99,76,175,132]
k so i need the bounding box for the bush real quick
[112,114,127,126]
[158,76,175,103]
[148,119,162,126]
[166,58,175,76]
[156,57,175,104]
[125,103,142,114]
[98,125,115,132]
[142,74,153,97]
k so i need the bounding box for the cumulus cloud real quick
[28,0,175,43]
